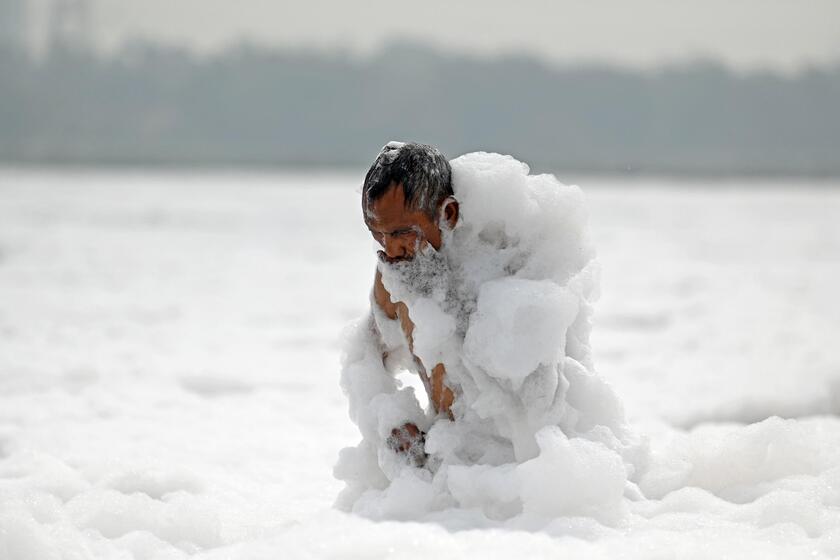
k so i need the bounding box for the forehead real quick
[365,183,426,230]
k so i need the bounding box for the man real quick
[361,141,459,463]
[337,142,644,517]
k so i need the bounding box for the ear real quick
[440,197,459,230]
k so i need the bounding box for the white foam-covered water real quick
[1,168,839,558]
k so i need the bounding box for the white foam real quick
[3,170,839,558]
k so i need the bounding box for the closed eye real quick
[368,227,414,241]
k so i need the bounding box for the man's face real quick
[365,183,443,263]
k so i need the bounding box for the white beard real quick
[377,241,452,305]
[377,236,475,340]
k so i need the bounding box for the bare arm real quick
[372,270,455,419]
[373,269,398,321]
[430,363,455,419]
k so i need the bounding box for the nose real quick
[383,234,406,260]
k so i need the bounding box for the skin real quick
[365,182,459,456]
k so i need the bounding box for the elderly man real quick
[336,141,643,518]
[361,141,459,462]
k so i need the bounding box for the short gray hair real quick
[362,141,453,219]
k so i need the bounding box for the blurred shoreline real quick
[2,164,840,188]
[2,40,839,179]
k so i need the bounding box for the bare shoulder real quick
[373,269,399,320]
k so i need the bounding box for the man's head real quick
[362,141,459,263]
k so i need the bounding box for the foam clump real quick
[335,152,645,525]
[0,453,221,559]
[518,426,628,524]
[464,278,579,384]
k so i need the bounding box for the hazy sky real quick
[27,0,840,70]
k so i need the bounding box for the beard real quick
[377,241,453,305]
[377,232,474,340]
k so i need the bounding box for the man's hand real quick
[387,422,427,467]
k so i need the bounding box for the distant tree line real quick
[1,41,839,175]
